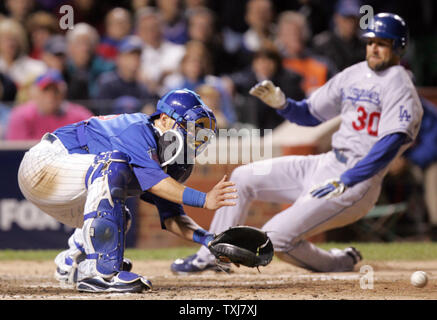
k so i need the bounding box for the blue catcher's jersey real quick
[53,113,186,228]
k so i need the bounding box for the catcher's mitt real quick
[208,226,274,268]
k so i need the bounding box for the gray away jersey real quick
[307,61,423,160]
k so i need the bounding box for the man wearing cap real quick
[6,70,93,141]
[41,35,68,79]
[65,23,115,100]
[96,36,153,106]
[312,0,366,71]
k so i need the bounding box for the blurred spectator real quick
[209,0,248,35]
[275,11,337,96]
[53,0,105,31]
[196,84,254,132]
[0,18,47,103]
[312,0,365,71]
[41,35,68,80]
[96,7,133,61]
[112,95,142,114]
[96,36,153,103]
[222,0,276,70]
[26,11,60,60]
[377,156,428,238]
[136,7,185,95]
[196,84,229,129]
[0,72,16,139]
[162,40,236,124]
[404,97,437,240]
[65,23,115,100]
[4,0,35,24]
[187,6,236,75]
[6,69,93,141]
[156,0,188,45]
[242,0,276,54]
[130,0,152,12]
[279,0,333,38]
[226,46,305,132]
[0,72,17,101]
[0,103,10,139]
[184,0,208,12]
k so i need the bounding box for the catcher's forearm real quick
[149,177,206,207]
[164,215,213,246]
[164,215,198,240]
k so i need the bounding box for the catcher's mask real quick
[156,128,194,183]
[152,88,217,156]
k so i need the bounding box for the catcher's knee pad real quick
[83,151,133,277]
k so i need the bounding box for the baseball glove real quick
[208,226,274,268]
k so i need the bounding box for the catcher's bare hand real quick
[204,175,237,210]
[249,80,287,109]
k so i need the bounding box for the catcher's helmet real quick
[152,88,217,155]
[362,13,408,55]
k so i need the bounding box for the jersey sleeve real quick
[140,191,186,229]
[378,71,423,142]
[404,98,437,169]
[340,133,407,187]
[307,71,344,122]
[132,166,169,192]
[276,99,321,126]
[112,122,169,191]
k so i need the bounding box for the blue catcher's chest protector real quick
[83,150,133,276]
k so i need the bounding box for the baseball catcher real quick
[17,88,238,293]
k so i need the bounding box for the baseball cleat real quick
[344,247,362,265]
[170,254,231,274]
[54,267,75,286]
[77,271,152,293]
[54,251,85,285]
[55,256,133,284]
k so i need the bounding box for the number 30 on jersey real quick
[352,106,381,136]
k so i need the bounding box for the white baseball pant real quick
[197,151,383,272]
[18,133,95,228]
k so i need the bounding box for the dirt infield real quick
[0,259,436,300]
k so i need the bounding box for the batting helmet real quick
[152,88,217,155]
[362,13,408,55]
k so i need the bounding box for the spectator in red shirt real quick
[96,7,133,61]
[6,70,93,141]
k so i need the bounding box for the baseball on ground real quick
[410,271,428,288]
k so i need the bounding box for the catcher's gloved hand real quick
[310,179,346,199]
[208,226,274,268]
[249,80,287,109]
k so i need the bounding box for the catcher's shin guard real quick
[82,151,132,278]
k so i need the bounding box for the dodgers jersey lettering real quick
[307,61,423,159]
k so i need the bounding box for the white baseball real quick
[410,271,428,288]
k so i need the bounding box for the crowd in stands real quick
[0,0,436,141]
